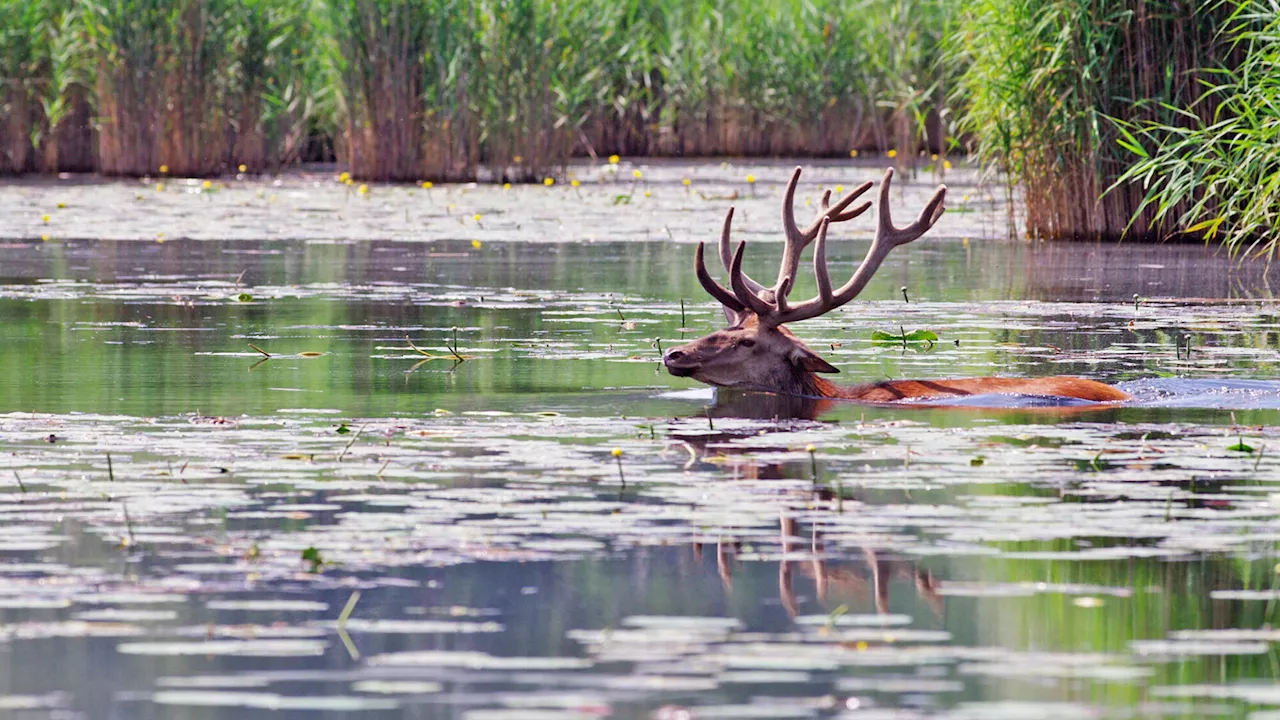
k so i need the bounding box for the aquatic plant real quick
[5,0,953,181]
[950,0,1233,241]
[1114,0,1280,257]
[79,0,314,176]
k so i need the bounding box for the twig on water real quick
[336,592,361,661]
[107,453,114,482]
[448,327,464,362]
[337,590,362,627]
[337,424,366,462]
[12,471,25,493]
[680,299,686,328]
[249,343,271,358]
[122,499,135,545]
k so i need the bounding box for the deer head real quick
[663,167,946,396]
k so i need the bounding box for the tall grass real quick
[0,0,92,173]
[951,0,1232,241]
[4,0,954,181]
[1115,1,1280,256]
[82,0,314,176]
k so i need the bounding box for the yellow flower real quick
[887,149,898,159]
[502,182,511,190]
[357,184,369,195]
[632,169,642,179]
[643,191,651,198]
[746,174,756,184]
[512,155,523,164]
[339,171,351,183]
[835,184,843,193]
[56,202,66,209]
[202,180,213,190]
[421,181,433,189]
[41,214,49,223]
[238,164,247,173]
[156,233,165,243]
[40,233,49,242]
[682,178,691,186]
[849,150,859,158]
[543,177,554,186]
[473,213,482,222]
[943,160,953,170]
[471,240,482,249]
[611,448,623,457]
[155,183,164,192]
[608,154,620,165]
[930,154,938,161]
[344,178,354,186]
[805,444,816,453]
[571,179,580,188]
[159,165,169,174]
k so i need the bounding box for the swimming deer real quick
[663,167,1131,404]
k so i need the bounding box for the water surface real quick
[2,174,1280,719]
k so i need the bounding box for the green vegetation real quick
[950,0,1232,242]
[6,0,1280,251]
[1116,1,1280,256]
[1,0,951,181]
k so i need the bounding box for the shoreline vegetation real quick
[0,0,1277,253]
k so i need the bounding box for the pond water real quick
[4,164,1280,719]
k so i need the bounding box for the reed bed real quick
[4,0,951,181]
[1115,1,1280,257]
[950,0,1234,242]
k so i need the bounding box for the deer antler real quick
[712,167,945,328]
[698,167,873,321]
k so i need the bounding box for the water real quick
[3,166,1280,719]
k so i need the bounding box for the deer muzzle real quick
[663,347,699,377]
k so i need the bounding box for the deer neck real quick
[797,373,887,401]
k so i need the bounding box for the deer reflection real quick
[693,508,943,620]
[705,387,836,422]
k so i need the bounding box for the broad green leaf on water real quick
[235,293,254,302]
[871,329,939,347]
[1228,440,1255,453]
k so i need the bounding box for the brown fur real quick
[664,317,1131,403]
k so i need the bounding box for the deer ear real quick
[789,346,839,373]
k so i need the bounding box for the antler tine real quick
[878,167,947,246]
[766,168,946,327]
[774,167,874,294]
[694,241,746,315]
[728,242,775,318]
[717,208,769,298]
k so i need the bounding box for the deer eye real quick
[738,338,756,348]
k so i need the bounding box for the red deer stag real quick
[663,167,1131,403]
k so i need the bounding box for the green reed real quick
[6,0,953,181]
[1115,1,1280,257]
[0,0,90,173]
[951,0,1233,241]
[75,0,313,176]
